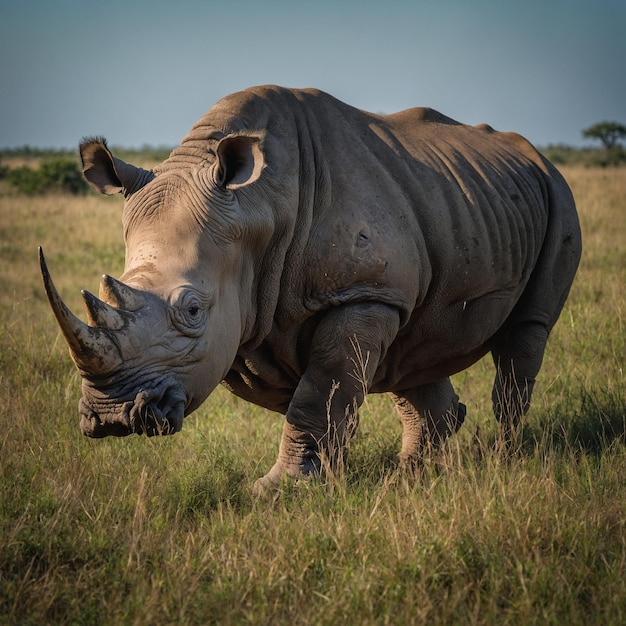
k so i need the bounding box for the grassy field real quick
[0,165,624,625]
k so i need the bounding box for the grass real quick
[1,165,625,624]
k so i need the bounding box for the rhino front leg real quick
[254,303,400,494]
[391,379,466,473]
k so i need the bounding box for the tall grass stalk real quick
[1,166,624,624]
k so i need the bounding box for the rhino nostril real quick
[129,383,186,436]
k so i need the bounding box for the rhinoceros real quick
[40,85,581,491]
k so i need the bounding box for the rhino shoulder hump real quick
[388,107,463,127]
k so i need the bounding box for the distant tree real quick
[582,121,626,150]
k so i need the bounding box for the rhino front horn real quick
[39,247,124,374]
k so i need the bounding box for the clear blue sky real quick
[0,0,623,149]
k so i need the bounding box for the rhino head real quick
[41,135,267,437]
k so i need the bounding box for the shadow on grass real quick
[521,387,625,457]
[344,386,625,490]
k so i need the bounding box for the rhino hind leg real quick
[490,321,549,447]
[391,378,466,472]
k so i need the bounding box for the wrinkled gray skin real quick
[41,85,581,493]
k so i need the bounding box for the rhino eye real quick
[188,304,200,318]
[169,289,211,336]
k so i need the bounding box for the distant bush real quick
[0,145,172,165]
[540,145,626,167]
[6,156,88,195]
[6,166,41,195]
[113,145,172,163]
[590,146,626,167]
[0,146,74,160]
[39,157,89,194]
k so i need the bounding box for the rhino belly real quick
[372,287,519,392]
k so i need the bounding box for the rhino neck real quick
[155,89,331,348]
[155,138,220,173]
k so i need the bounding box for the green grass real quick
[1,166,625,625]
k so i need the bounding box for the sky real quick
[0,0,624,150]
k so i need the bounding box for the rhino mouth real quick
[79,380,187,438]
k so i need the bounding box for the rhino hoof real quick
[252,476,280,499]
[252,462,290,498]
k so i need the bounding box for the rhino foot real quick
[252,463,287,497]
[252,455,322,498]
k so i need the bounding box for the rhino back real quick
[291,94,551,312]
[285,90,575,391]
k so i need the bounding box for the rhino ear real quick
[80,138,154,196]
[80,138,124,195]
[215,135,265,189]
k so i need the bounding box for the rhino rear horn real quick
[81,290,135,330]
[99,274,145,311]
[39,248,124,374]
